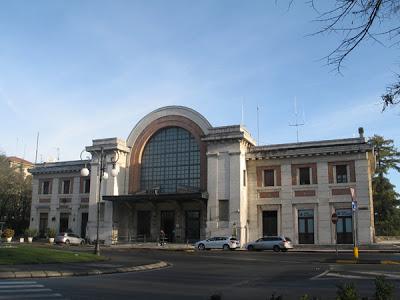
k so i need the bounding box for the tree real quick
[291,1,400,110]
[0,154,32,235]
[369,135,400,235]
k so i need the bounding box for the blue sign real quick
[352,201,358,211]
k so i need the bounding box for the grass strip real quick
[0,245,104,265]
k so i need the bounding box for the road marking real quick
[310,270,329,280]
[0,281,34,285]
[0,293,62,299]
[325,272,365,279]
[0,285,44,289]
[352,271,400,279]
[0,288,53,293]
[0,280,65,299]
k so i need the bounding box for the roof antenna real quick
[241,97,245,126]
[289,97,305,143]
[257,105,260,145]
[34,132,39,164]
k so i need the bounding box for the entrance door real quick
[185,210,200,243]
[39,213,48,237]
[161,211,175,243]
[59,213,70,233]
[336,209,353,244]
[81,213,88,238]
[262,211,278,236]
[137,211,151,241]
[298,209,315,244]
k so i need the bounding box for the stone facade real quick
[29,106,375,246]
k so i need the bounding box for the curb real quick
[0,261,170,279]
[123,247,399,254]
[326,259,400,265]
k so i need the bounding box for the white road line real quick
[0,285,44,289]
[352,271,400,279]
[325,272,365,279]
[0,281,36,285]
[0,293,62,299]
[0,288,53,293]
[310,270,329,280]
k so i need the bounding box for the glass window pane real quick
[299,167,311,185]
[264,170,275,186]
[336,165,348,183]
[140,127,201,193]
[299,219,305,233]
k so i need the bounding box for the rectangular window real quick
[62,180,71,194]
[42,181,50,194]
[219,200,229,222]
[264,169,275,186]
[83,179,90,194]
[336,165,348,183]
[243,170,246,187]
[299,167,311,185]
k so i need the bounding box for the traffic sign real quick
[352,201,358,211]
[331,213,338,224]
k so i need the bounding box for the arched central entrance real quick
[106,107,211,244]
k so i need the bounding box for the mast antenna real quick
[34,132,39,164]
[289,97,305,143]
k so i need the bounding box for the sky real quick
[0,1,399,190]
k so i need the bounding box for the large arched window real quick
[140,127,200,193]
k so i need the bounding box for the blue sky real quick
[0,1,399,189]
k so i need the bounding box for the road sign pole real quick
[350,187,359,260]
[331,213,338,257]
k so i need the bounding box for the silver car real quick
[195,236,239,250]
[55,232,85,246]
[246,236,293,252]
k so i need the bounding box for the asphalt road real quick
[2,250,400,300]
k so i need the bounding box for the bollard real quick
[353,246,359,259]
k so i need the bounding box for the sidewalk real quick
[110,242,400,253]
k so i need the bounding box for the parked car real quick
[55,232,85,245]
[245,236,293,252]
[195,236,239,250]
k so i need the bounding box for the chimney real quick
[358,127,364,138]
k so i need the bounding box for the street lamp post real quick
[80,147,119,256]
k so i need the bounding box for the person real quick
[159,230,166,246]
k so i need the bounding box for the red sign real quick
[331,213,338,224]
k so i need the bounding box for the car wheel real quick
[247,245,254,251]
[65,239,70,246]
[198,243,205,251]
[273,245,280,252]
[222,244,230,251]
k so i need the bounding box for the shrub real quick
[374,276,394,300]
[336,282,358,300]
[24,228,38,238]
[2,228,15,238]
[46,228,57,238]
